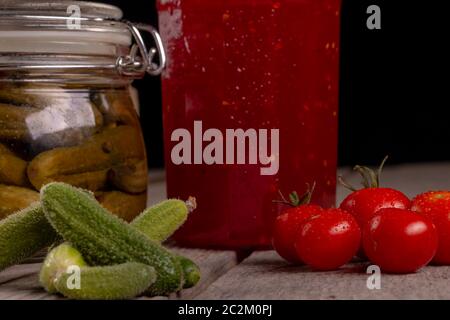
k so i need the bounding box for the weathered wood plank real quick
[0,263,59,300]
[0,263,42,285]
[195,251,450,300]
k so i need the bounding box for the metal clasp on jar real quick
[117,22,166,77]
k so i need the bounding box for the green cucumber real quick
[131,198,195,242]
[130,198,200,289]
[177,255,201,289]
[39,243,87,294]
[41,182,183,296]
[55,262,156,300]
[0,203,59,271]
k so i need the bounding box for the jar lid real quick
[0,0,166,78]
[0,0,123,19]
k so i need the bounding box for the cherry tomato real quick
[295,209,361,271]
[272,205,323,263]
[362,208,438,273]
[340,187,411,227]
[412,191,450,264]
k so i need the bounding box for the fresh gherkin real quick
[176,255,201,289]
[0,203,59,271]
[130,197,200,289]
[55,262,156,300]
[131,198,195,243]
[39,243,87,294]
[130,197,201,288]
[41,243,156,300]
[41,182,184,296]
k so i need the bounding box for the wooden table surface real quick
[2,163,450,300]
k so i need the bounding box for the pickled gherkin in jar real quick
[0,143,29,187]
[0,84,149,220]
[95,191,147,222]
[27,125,146,191]
[0,185,40,219]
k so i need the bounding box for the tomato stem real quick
[377,155,389,187]
[339,156,389,191]
[337,176,357,192]
[273,182,316,207]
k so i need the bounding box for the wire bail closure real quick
[117,22,167,77]
[0,15,166,78]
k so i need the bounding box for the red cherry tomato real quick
[340,187,411,227]
[362,208,438,273]
[295,209,361,271]
[272,205,323,263]
[412,191,450,264]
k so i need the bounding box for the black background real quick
[0,299,437,319]
[98,0,450,168]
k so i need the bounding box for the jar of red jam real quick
[158,0,341,249]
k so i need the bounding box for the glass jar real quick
[0,0,165,221]
[158,0,341,249]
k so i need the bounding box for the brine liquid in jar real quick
[159,0,341,249]
[0,83,148,221]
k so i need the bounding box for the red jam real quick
[158,0,341,249]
